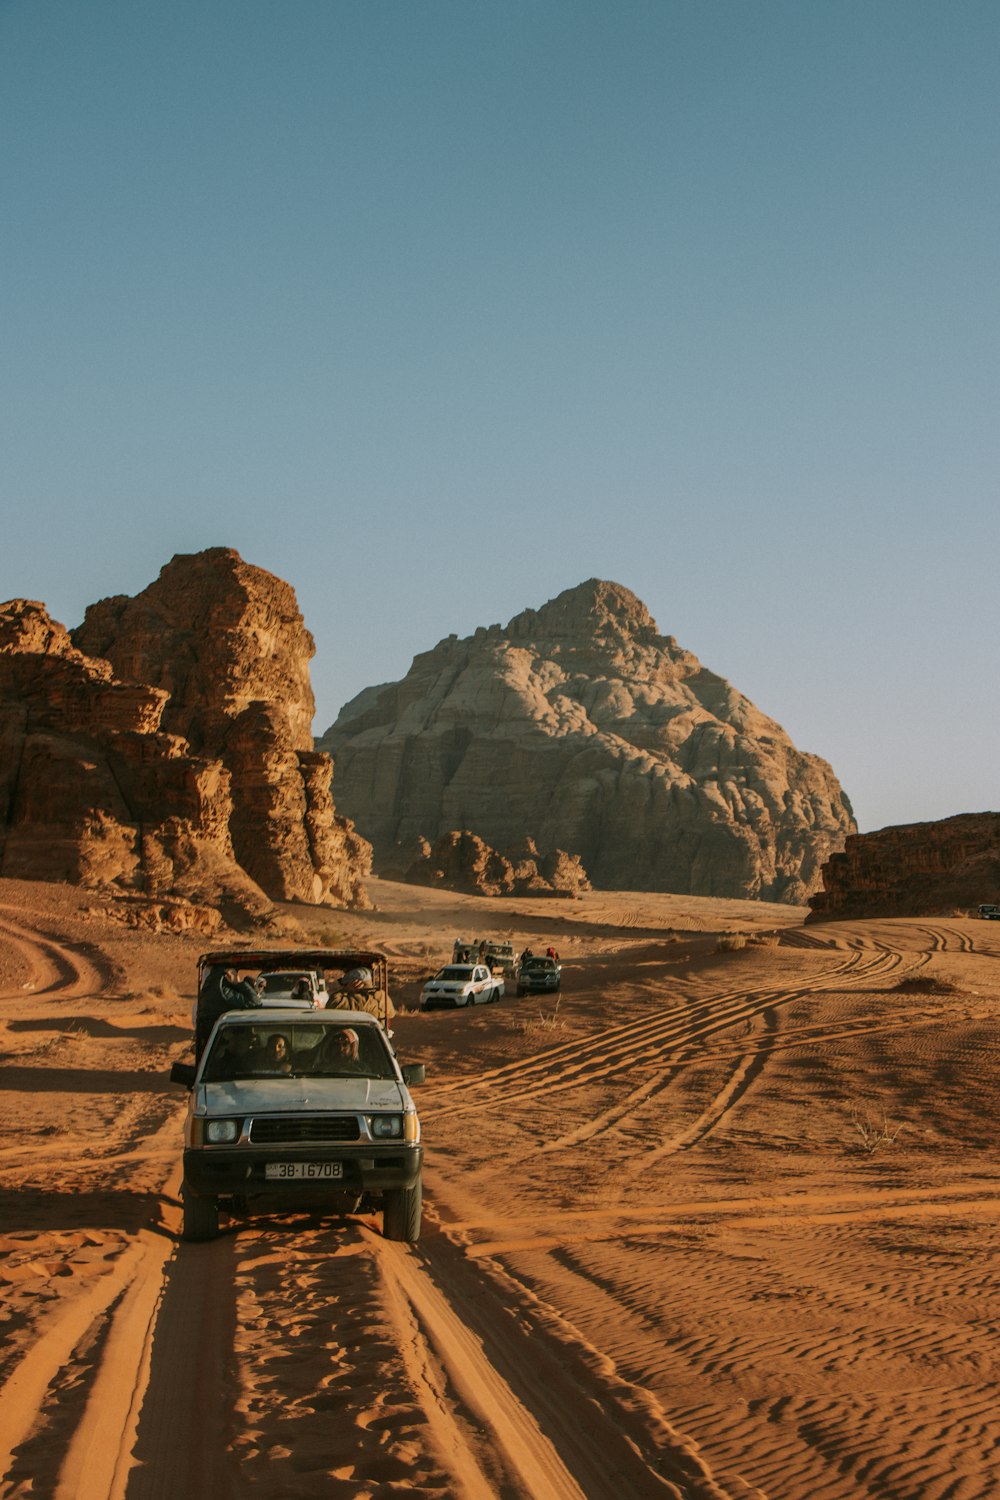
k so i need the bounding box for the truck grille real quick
[249,1115,360,1144]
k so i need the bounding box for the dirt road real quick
[2,884,999,1498]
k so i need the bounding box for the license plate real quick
[264,1162,344,1181]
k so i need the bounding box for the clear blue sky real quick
[2,1,997,834]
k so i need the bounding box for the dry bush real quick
[520,996,565,1035]
[308,925,348,947]
[849,1102,905,1154]
[746,932,780,949]
[148,982,184,1003]
[892,976,957,995]
[716,933,748,952]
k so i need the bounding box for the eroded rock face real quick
[809,812,1000,919]
[0,597,267,919]
[400,831,591,898]
[74,549,370,908]
[320,579,855,903]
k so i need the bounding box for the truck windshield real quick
[202,1022,394,1082]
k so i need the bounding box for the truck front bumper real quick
[183,1143,422,1200]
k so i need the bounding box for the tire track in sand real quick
[0,908,121,1000]
[424,944,909,1142]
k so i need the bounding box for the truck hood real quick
[197,1077,406,1115]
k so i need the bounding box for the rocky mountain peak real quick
[512,578,656,641]
[320,579,855,904]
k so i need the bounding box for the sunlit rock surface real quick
[320,579,854,903]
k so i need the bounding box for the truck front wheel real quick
[182,1183,219,1242]
[383,1177,422,1243]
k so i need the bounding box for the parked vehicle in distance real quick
[451,939,517,977]
[421,964,503,1009]
[170,1008,425,1244]
[978,904,1000,920]
[517,956,562,997]
[256,969,329,1006]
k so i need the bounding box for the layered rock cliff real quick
[0,550,371,918]
[386,831,592,898]
[808,812,1000,919]
[0,597,264,919]
[319,580,855,903]
[73,549,371,908]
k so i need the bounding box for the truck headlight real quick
[205,1118,239,1144]
[369,1114,403,1139]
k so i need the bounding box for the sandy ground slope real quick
[1,876,999,1498]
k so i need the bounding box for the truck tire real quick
[182,1184,219,1242]
[383,1177,422,1243]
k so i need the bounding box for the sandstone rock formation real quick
[808,812,1000,920]
[0,551,371,919]
[319,580,855,903]
[74,549,370,909]
[0,597,267,921]
[398,831,591,898]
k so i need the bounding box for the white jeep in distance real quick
[171,1008,424,1243]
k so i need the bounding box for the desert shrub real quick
[892,976,957,995]
[746,932,780,949]
[148,982,184,1002]
[309,925,347,946]
[849,1102,905,1154]
[520,996,565,1035]
[716,933,748,952]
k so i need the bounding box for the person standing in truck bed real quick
[329,966,397,1024]
[194,965,262,1060]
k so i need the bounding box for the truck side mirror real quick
[401,1063,425,1086]
[170,1061,196,1089]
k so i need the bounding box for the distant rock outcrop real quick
[0,597,266,921]
[397,830,591,898]
[808,812,1000,920]
[0,550,371,918]
[74,549,370,908]
[319,579,855,903]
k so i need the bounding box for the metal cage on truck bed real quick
[196,948,392,1031]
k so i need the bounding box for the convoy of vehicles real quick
[172,939,568,1242]
[174,948,421,1243]
[421,964,504,1009]
[451,939,518,977]
[516,955,562,996]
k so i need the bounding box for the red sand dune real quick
[1,876,998,1498]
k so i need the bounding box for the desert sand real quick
[1,876,998,1499]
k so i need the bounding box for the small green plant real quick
[849,1103,905,1154]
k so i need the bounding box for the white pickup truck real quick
[420,963,504,1010]
[171,1006,425,1244]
